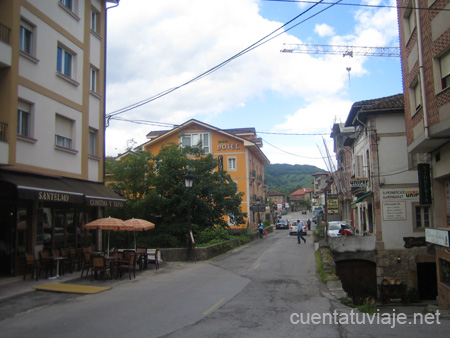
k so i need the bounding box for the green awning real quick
[351,191,372,205]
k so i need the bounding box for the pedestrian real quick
[307,218,311,231]
[297,220,306,244]
[258,221,264,238]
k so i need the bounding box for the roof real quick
[142,119,270,164]
[267,190,285,196]
[345,93,404,127]
[312,172,330,176]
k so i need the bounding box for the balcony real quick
[0,122,9,164]
[0,23,12,68]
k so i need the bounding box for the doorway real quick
[417,262,437,300]
[336,259,377,303]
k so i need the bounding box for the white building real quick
[0,0,123,278]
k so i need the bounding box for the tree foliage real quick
[106,144,246,247]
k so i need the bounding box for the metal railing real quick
[0,23,11,45]
[0,122,7,141]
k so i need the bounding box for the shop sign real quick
[350,178,369,187]
[87,198,125,208]
[426,228,450,247]
[327,195,339,214]
[381,189,419,200]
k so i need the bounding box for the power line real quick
[258,131,329,135]
[261,0,450,11]
[260,136,324,159]
[106,0,343,121]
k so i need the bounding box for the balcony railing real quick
[0,122,7,142]
[0,23,11,45]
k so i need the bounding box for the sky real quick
[105,0,403,170]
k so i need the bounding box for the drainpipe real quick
[415,0,429,139]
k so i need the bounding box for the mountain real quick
[264,163,326,195]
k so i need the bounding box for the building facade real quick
[139,119,270,229]
[330,94,436,302]
[397,0,450,308]
[0,0,123,277]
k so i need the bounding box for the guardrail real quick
[0,23,11,45]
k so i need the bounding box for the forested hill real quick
[264,163,326,195]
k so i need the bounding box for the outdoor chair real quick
[69,247,82,271]
[60,248,74,274]
[24,252,39,281]
[81,252,92,278]
[136,247,148,270]
[119,252,136,280]
[91,255,109,281]
[147,249,160,270]
[39,250,54,278]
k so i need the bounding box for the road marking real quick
[254,263,261,270]
[203,297,226,316]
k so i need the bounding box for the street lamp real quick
[185,172,195,261]
[185,172,194,189]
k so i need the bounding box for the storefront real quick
[0,170,125,277]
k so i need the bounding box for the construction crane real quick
[280,43,400,57]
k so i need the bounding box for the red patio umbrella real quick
[122,218,156,249]
[84,217,127,255]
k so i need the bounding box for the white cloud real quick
[105,0,401,163]
[314,23,335,37]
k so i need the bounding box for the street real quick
[0,211,449,337]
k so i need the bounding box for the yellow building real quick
[138,119,270,229]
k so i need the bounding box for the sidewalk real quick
[0,262,162,302]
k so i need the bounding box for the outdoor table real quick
[48,257,67,280]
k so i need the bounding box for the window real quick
[57,46,73,78]
[180,133,210,153]
[440,51,450,90]
[89,129,97,156]
[413,204,430,230]
[409,78,422,115]
[227,157,237,171]
[90,9,98,32]
[55,115,73,149]
[17,101,31,137]
[403,4,415,42]
[20,20,34,55]
[89,66,97,92]
[60,0,74,11]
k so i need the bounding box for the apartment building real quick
[397,0,450,308]
[137,119,270,229]
[0,1,123,277]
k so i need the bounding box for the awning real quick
[351,190,372,206]
[0,170,125,207]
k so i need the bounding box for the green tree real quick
[106,143,246,247]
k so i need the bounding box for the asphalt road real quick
[1,210,449,337]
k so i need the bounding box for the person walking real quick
[258,221,264,238]
[307,218,311,231]
[297,220,306,244]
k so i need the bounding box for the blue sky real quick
[105,0,403,169]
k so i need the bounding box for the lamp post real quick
[185,172,194,261]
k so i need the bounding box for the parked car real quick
[276,218,289,229]
[327,221,353,237]
[289,221,307,236]
[302,210,307,214]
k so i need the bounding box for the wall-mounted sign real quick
[381,189,419,200]
[426,228,450,247]
[327,195,339,214]
[217,144,240,151]
[418,163,432,204]
[382,201,406,221]
[350,178,369,187]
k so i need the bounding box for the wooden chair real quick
[136,247,148,270]
[119,252,136,280]
[69,247,82,271]
[60,248,74,274]
[24,252,39,280]
[147,249,160,270]
[39,250,54,278]
[91,255,109,281]
[81,251,92,278]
